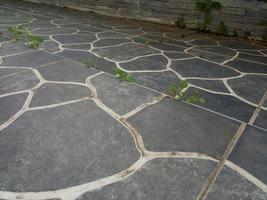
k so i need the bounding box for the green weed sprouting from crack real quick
[168,80,205,104]
[7,7,44,48]
[142,36,149,47]
[80,59,98,69]
[113,67,136,82]
[176,17,186,29]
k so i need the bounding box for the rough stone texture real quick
[171,58,239,78]
[38,60,98,83]
[0,42,33,56]
[91,73,160,115]
[77,158,216,200]
[229,125,267,184]
[206,166,267,200]
[226,59,267,74]
[0,70,39,95]
[128,97,240,158]
[254,109,267,130]
[0,100,139,192]
[188,79,229,93]
[30,83,91,107]
[0,93,28,125]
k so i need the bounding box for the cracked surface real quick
[0,0,266,199]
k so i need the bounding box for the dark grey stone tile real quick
[228,75,267,105]
[238,50,263,56]
[189,39,217,46]
[98,31,130,39]
[93,38,131,47]
[128,97,240,158]
[0,70,39,95]
[31,28,78,35]
[229,126,267,184]
[0,42,32,56]
[91,73,160,115]
[220,40,261,50]
[0,68,26,78]
[40,40,61,53]
[62,44,91,50]
[254,109,267,131]
[171,58,239,78]
[238,53,267,64]
[206,166,267,200]
[29,22,58,29]
[0,93,28,125]
[30,83,91,107]
[0,100,139,192]
[92,43,159,62]
[77,158,216,200]
[226,59,267,73]
[39,60,98,83]
[52,34,96,44]
[131,71,180,94]
[150,43,186,52]
[185,87,255,122]
[163,51,194,59]
[195,45,236,57]
[120,55,167,71]
[1,51,63,68]
[188,79,229,93]
[188,49,231,63]
[55,50,115,74]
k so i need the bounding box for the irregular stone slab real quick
[93,43,159,62]
[62,44,91,50]
[150,43,186,52]
[188,79,229,93]
[29,22,57,29]
[39,60,98,82]
[93,38,131,47]
[220,40,261,50]
[185,87,255,122]
[254,109,267,130]
[188,49,231,63]
[238,50,263,56]
[40,40,61,53]
[1,51,63,68]
[117,29,144,36]
[228,75,267,105]
[0,68,26,78]
[238,53,267,64]
[206,166,267,200]
[189,39,217,46]
[226,59,267,73]
[171,58,239,78]
[229,126,267,184]
[120,55,167,71]
[77,158,216,200]
[31,27,78,35]
[164,52,194,59]
[131,71,180,94]
[0,42,32,56]
[0,100,139,192]
[98,30,130,39]
[0,93,28,125]
[194,45,236,57]
[91,73,160,115]
[0,70,39,95]
[56,50,115,74]
[52,35,96,44]
[30,83,91,107]
[128,97,239,158]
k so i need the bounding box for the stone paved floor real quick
[0,1,267,199]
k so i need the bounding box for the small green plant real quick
[80,59,97,68]
[168,80,205,104]
[142,36,149,47]
[196,0,222,31]
[176,17,186,29]
[216,21,229,36]
[8,24,43,48]
[113,67,136,82]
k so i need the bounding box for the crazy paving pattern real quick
[0,0,267,200]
